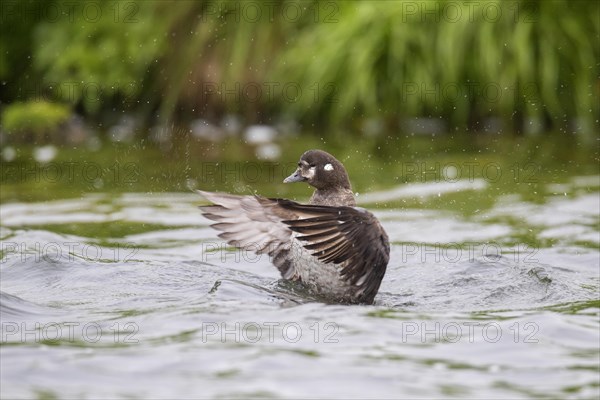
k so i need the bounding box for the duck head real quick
[283,149,351,191]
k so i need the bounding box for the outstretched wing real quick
[277,199,389,302]
[198,190,298,279]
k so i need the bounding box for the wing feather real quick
[277,200,390,303]
[198,190,296,278]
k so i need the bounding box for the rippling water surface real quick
[1,178,599,399]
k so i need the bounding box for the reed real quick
[276,0,599,134]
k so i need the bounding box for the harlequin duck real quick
[198,149,389,304]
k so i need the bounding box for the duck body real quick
[199,150,389,304]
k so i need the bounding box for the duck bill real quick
[283,169,305,183]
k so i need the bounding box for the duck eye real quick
[309,163,316,168]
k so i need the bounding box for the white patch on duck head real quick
[324,163,334,171]
[304,166,316,179]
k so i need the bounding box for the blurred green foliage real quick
[279,1,600,131]
[1,0,598,137]
[32,1,168,115]
[1,101,71,140]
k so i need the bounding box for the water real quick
[1,178,599,399]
